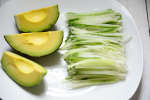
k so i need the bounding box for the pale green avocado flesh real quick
[15,4,59,32]
[1,51,47,87]
[4,31,63,57]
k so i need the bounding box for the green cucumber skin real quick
[63,9,126,88]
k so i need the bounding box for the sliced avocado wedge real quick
[4,31,63,57]
[15,4,59,32]
[1,51,47,87]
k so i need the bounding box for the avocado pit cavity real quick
[24,10,47,23]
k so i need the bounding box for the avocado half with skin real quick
[14,4,59,32]
[1,51,47,87]
[4,31,63,57]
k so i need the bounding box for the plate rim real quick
[111,0,144,99]
[0,0,144,99]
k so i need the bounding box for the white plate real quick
[0,0,143,100]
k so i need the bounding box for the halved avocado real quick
[15,4,59,32]
[4,31,63,57]
[1,51,47,87]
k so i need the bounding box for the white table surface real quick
[0,0,150,100]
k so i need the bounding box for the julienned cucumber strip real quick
[66,74,125,80]
[69,23,121,33]
[63,27,122,43]
[62,9,127,88]
[67,58,127,74]
[62,38,122,50]
[69,27,122,34]
[67,9,121,20]
[69,78,122,89]
[64,46,125,64]
[67,9,121,26]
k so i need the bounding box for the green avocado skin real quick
[4,31,64,57]
[14,5,59,32]
[1,52,47,87]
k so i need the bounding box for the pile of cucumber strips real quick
[62,9,127,88]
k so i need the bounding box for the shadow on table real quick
[7,48,62,68]
[130,80,142,100]
[23,80,46,95]
[30,51,62,67]
[0,0,9,6]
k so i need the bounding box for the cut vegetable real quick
[15,5,59,32]
[1,51,47,87]
[4,31,63,57]
[62,9,127,88]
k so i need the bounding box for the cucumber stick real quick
[62,9,127,88]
